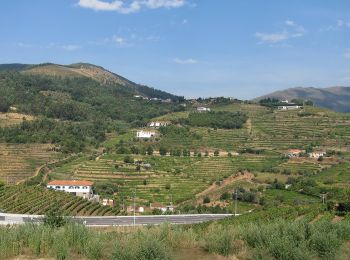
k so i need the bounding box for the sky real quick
[1,0,350,99]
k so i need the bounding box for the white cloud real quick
[61,44,81,51]
[113,36,127,45]
[77,0,186,14]
[174,58,197,64]
[256,20,306,44]
[344,51,350,59]
[285,20,295,26]
[255,32,289,43]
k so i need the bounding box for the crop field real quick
[0,185,118,215]
[313,161,350,187]
[49,153,286,206]
[0,112,35,127]
[136,105,350,152]
[0,143,62,184]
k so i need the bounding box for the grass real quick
[0,208,349,259]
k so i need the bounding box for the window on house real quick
[55,186,60,189]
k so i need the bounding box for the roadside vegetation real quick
[0,207,349,259]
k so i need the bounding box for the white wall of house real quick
[47,185,93,198]
[136,131,156,138]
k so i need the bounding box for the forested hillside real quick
[0,66,184,153]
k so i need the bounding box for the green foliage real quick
[43,210,66,228]
[124,155,134,164]
[203,196,211,204]
[184,111,247,129]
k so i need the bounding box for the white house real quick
[47,180,94,199]
[150,203,174,213]
[148,121,170,128]
[309,151,326,159]
[136,130,157,139]
[102,199,114,206]
[278,104,302,110]
[197,107,211,112]
[287,149,304,158]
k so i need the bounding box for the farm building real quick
[136,130,157,138]
[148,121,171,128]
[309,151,326,159]
[287,149,305,158]
[197,107,211,112]
[102,199,114,206]
[277,103,302,110]
[150,203,174,213]
[47,180,94,199]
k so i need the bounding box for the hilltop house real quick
[277,103,302,110]
[197,107,211,112]
[287,149,305,158]
[150,203,174,213]
[47,180,94,199]
[309,151,326,159]
[136,130,157,139]
[148,121,171,128]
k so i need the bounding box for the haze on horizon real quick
[1,0,350,99]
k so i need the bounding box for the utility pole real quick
[320,193,327,205]
[234,190,238,216]
[133,188,136,226]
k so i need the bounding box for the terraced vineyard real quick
[0,143,62,184]
[0,185,118,216]
[50,153,284,205]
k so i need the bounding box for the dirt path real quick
[246,118,252,135]
[195,172,254,203]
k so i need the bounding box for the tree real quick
[203,196,210,204]
[147,146,154,155]
[124,155,134,164]
[159,146,167,156]
[214,150,219,156]
[165,183,171,190]
[43,210,66,228]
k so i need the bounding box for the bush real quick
[124,155,134,164]
[43,210,66,228]
[203,196,210,204]
[205,226,241,256]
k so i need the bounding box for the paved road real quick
[0,213,234,226]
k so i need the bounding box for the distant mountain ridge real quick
[254,86,350,112]
[0,62,182,101]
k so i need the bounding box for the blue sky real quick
[1,0,350,99]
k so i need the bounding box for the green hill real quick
[254,86,350,112]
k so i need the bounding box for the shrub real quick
[203,196,210,204]
[205,226,241,256]
[43,210,66,228]
[123,155,134,164]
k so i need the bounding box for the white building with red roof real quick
[47,180,94,199]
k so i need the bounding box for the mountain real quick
[0,62,182,101]
[254,86,350,112]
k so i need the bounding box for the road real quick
[0,213,234,226]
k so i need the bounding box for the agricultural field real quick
[0,185,118,216]
[0,143,62,184]
[0,112,34,127]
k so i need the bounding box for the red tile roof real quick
[47,180,94,186]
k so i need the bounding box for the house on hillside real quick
[136,130,157,139]
[148,121,171,128]
[150,203,174,213]
[47,180,94,199]
[102,199,114,206]
[287,149,305,158]
[309,151,326,159]
[277,103,302,110]
[197,107,211,112]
